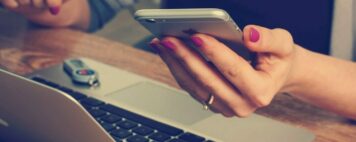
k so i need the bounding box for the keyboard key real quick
[179,133,205,142]
[32,77,47,83]
[45,81,60,88]
[33,77,210,142]
[67,91,87,100]
[169,139,187,142]
[101,114,122,124]
[100,122,116,131]
[117,120,138,129]
[132,126,154,136]
[88,109,107,117]
[59,87,87,100]
[32,77,87,100]
[127,135,149,142]
[58,86,74,94]
[111,129,132,139]
[81,97,105,107]
[100,104,183,136]
[149,132,171,142]
[81,103,94,110]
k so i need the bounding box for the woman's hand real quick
[1,0,67,15]
[150,25,299,117]
[0,0,90,30]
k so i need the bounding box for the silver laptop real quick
[0,58,314,142]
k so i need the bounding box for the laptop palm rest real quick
[107,82,315,142]
[106,82,214,125]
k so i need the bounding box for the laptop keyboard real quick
[32,77,214,142]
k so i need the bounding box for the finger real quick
[151,39,235,117]
[45,0,61,7]
[1,0,19,8]
[46,0,62,15]
[243,25,294,58]
[16,0,30,6]
[150,39,235,117]
[32,0,45,8]
[190,34,274,107]
[160,37,257,117]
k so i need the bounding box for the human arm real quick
[0,0,91,30]
[150,25,356,119]
[0,0,138,32]
[286,44,356,119]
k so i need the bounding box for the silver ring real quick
[202,93,215,110]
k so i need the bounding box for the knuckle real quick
[271,28,294,54]
[225,64,241,78]
[248,83,275,107]
[230,103,255,118]
[223,59,244,78]
[203,48,216,59]
[253,95,272,107]
[272,28,294,43]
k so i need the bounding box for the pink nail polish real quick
[191,36,204,47]
[161,40,176,51]
[249,27,260,43]
[49,6,61,15]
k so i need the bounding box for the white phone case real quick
[135,8,251,59]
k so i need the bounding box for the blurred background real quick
[0,0,355,60]
[95,0,160,48]
[94,0,356,61]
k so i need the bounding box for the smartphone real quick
[134,8,251,59]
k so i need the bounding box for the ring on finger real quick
[202,93,215,110]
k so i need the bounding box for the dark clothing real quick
[163,0,334,54]
[89,0,334,54]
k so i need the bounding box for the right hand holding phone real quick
[150,25,301,117]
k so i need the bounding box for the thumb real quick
[243,25,295,57]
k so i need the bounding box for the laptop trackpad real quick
[106,82,213,125]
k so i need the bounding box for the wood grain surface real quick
[0,14,355,142]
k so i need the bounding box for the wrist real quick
[281,44,312,95]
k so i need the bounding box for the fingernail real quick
[160,40,176,51]
[149,42,160,53]
[191,36,204,47]
[249,27,260,43]
[49,6,61,15]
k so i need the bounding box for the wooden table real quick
[0,14,355,142]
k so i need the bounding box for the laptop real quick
[0,57,314,142]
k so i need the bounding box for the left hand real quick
[1,0,90,30]
[0,0,68,15]
[150,25,297,117]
